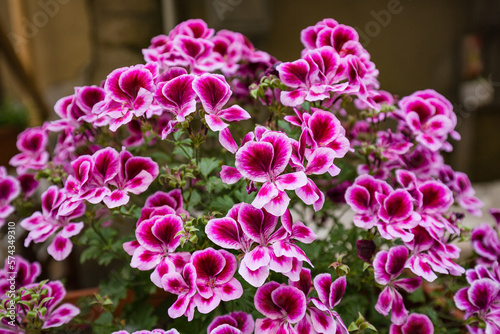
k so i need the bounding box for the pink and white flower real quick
[113,330,179,334]
[193,73,250,132]
[233,131,307,216]
[155,74,197,123]
[97,64,156,131]
[27,280,80,329]
[131,213,189,287]
[0,256,41,297]
[9,127,49,174]
[207,311,255,334]
[20,186,85,261]
[0,166,21,228]
[454,263,500,334]
[64,147,158,209]
[206,204,315,287]
[162,263,198,321]
[191,248,243,314]
[254,281,307,333]
[48,85,106,131]
[104,149,159,208]
[373,246,421,325]
[389,313,434,334]
[396,89,459,152]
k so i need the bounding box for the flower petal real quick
[374,286,392,316]
[130,246,160,270]
[305,147,336,175]
[206,114,229,132]
[243,246,271,271]
[47,235,72,261]
[238,261,269,287]
[378,190,413,223]
[193,74,231,113]
[217,278,243,302]
[219,105,251,122]
[42,303,80,329]
[401,313,434,334]
[386,246,409,277]
[221,166,243,184]
[219,128,239,154]
[191,248,226,283]
[206,217,242,250]
[92,148,120,184]
[263,190,291,217]
[235,141,274,183]
[254,281,283,319]
[275,172,308,191]
[270,285,307,324]
[151,215,184,252]
[252,183,279,209]
[329,275,346,308]
[394,277,422,293]
[313,273,332,307]
[468,278,500,310]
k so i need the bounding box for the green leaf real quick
[80,246,101,263]
[234,187,255,203]
[149,151,171,163]
[199,157,220,177]
[210,195,235,212]
[407,286,426,303]
[173,146,193,160]
[359,322,377,331]
[122,302,158,330]
[39,296,54,307]
[278,120,292,133]
[206,176,229,193]
[187,190,201,211]
[17,300,32,308]
[465,315,483,325]
[95,311,113,325]
[97,252,115,266]
[348,322,359,331]
[173,129,184,141]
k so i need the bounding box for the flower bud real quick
[356,239,376,263]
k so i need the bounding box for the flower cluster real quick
[114,330,180,334]
[0,257,79,332]
[207,311,255,334]
[0,167,20,228]
[346,170,465,282]
[0,256,40,297]
[206,205,316,287]
[20,185,85,261]
[65,147,159,208]
[454,263,500,333]
[454,209,500,333]
[9,127,49,174]
[0,16,495,334]
[143,19,274,84]
[471,209,500,266]
[254,268,347,333]
[279,18,379,108]
[395,90,460,152]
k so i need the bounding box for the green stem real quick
[165,139,192,160]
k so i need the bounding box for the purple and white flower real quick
[373,246,421,325]
[20,186,85,261]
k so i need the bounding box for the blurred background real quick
[1,0,500,287]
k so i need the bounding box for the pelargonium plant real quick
[0,18,498,334]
